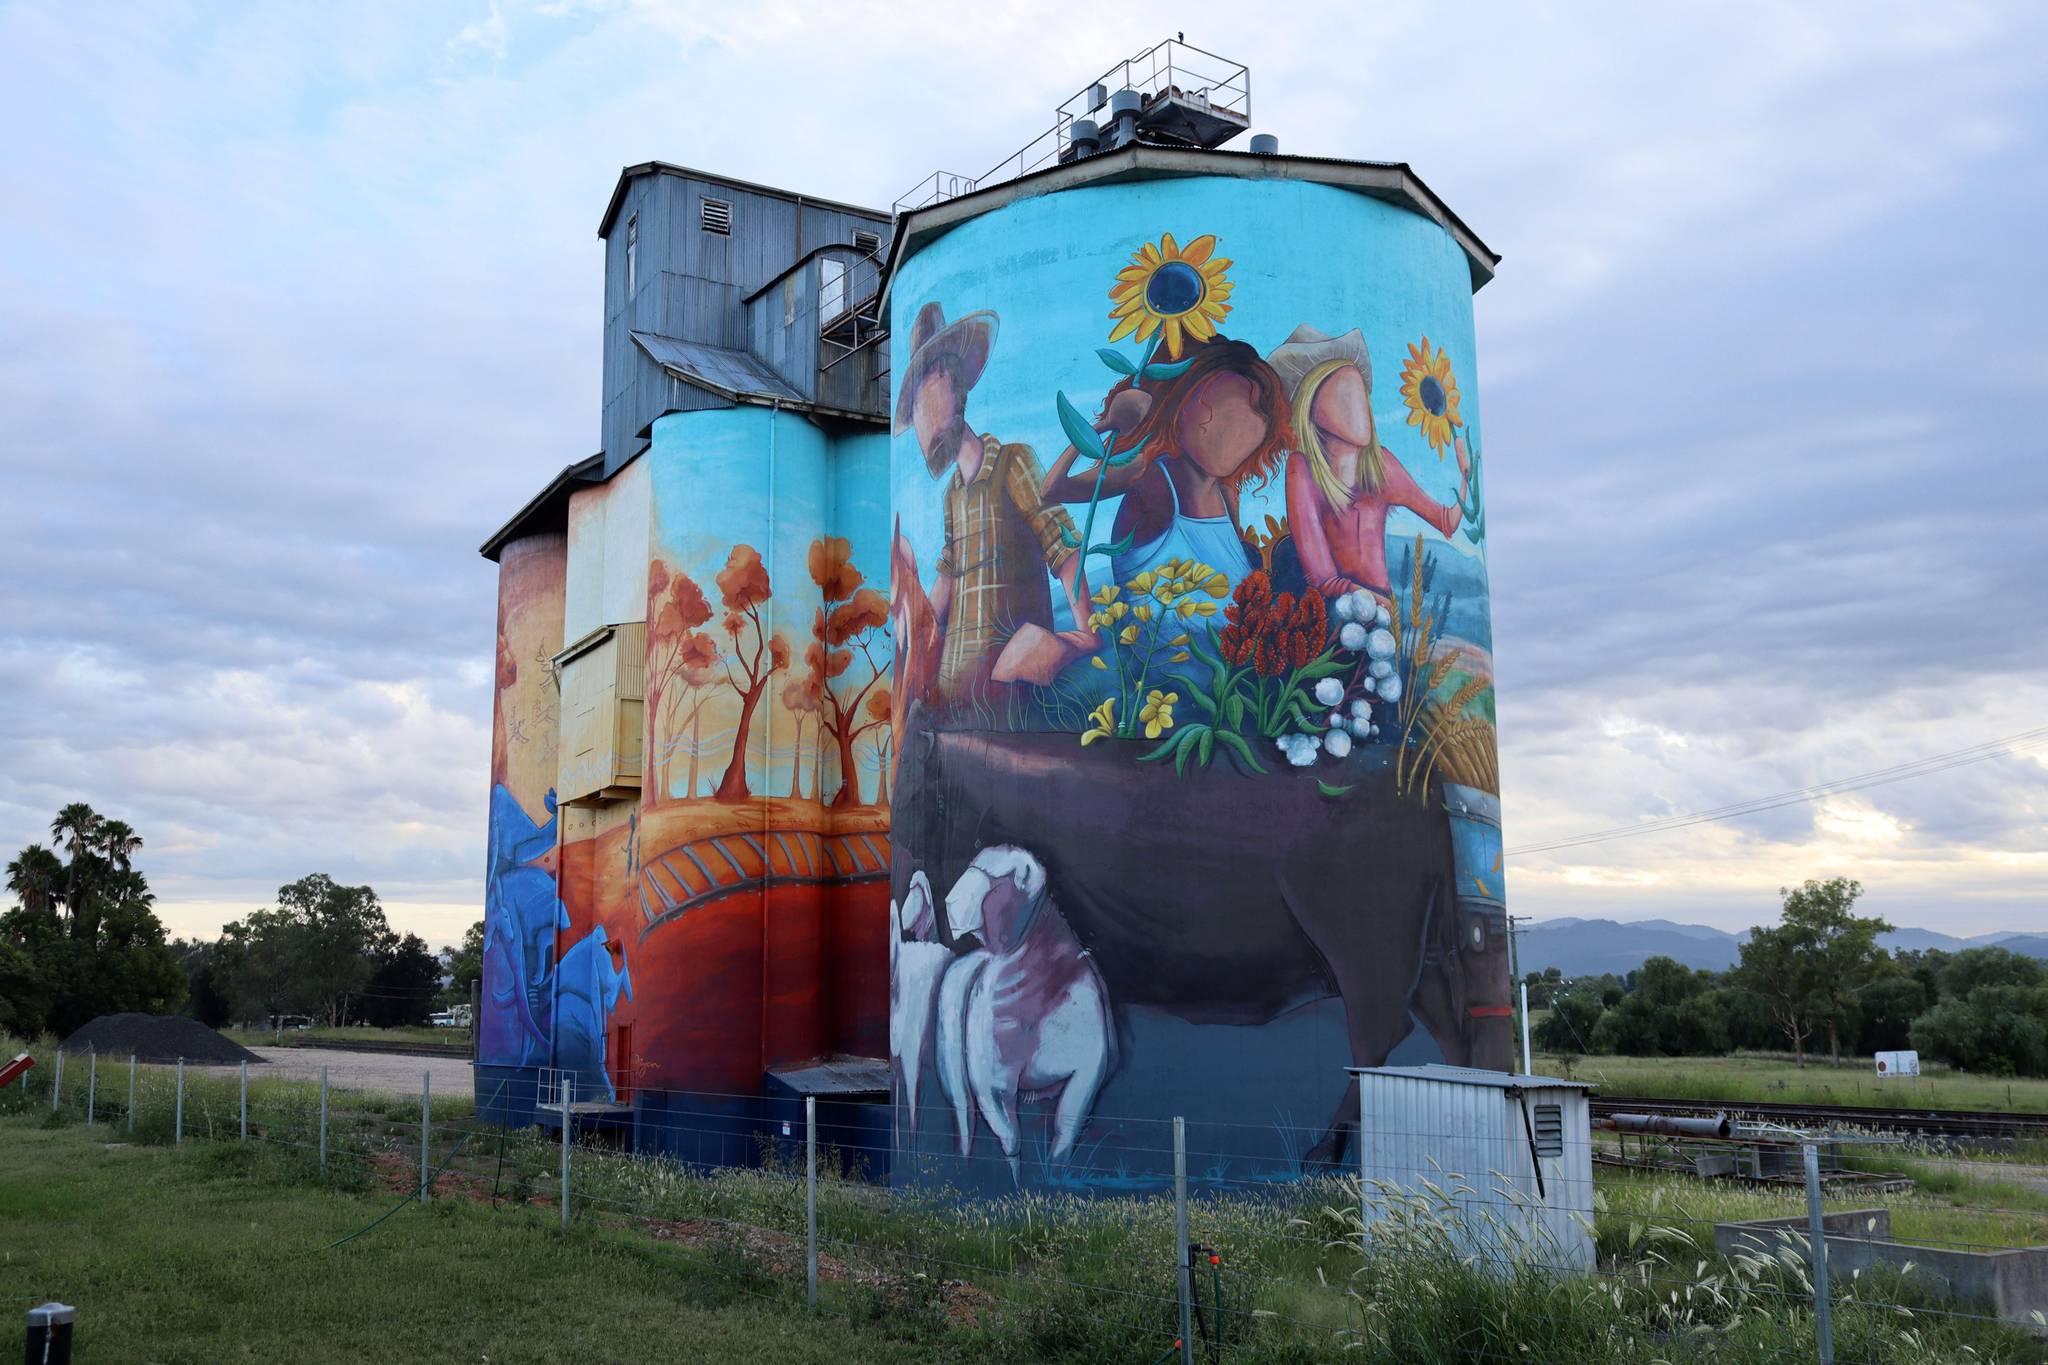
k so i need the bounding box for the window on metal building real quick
[625,215,637,296]
[852,229,881,255]
[701,198,732,235]
[818,256,847,321]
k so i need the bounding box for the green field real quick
[226,1024,469,1051]
[1536,1050,2048,1112]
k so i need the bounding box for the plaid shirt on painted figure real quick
[934,434,1075,699]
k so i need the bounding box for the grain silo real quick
[883,42,1511,1192]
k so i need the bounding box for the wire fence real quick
[8,1044,2048,1364]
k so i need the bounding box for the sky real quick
[1,0,2043,946]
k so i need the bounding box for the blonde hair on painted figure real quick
[1292,358,1386,509]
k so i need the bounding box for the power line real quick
[1505,725,2048,859]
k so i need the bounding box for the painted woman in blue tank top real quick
[1039,336,1295,627]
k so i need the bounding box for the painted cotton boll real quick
[1333,592,1359,623]
[1365,628,1397,661]
[1370,659,1394,681]
[1324,728,1353,758]
[1348,717,1373,740]
[1377,674,1403,704]
[1339,622,1368,652]
[1348,698,1373,721]
[1375,604,1391,628]
[1276,734,1318,767]
[1314,678,1345,707]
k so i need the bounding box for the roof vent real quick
[701,198,733,235]
[852,228,881,254]
[1070,119,1100,157]
[1249,133,1279,155]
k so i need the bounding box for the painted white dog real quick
[888,871,952,1137]
[935,844,1115,1178]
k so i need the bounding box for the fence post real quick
[85,1050,96,1128]
[559,1075,573,1231]
[319,1066,329,1170]
[174,1058,184,1146]
[1803,1142,1834,1365]
[127,1055,136,1134]
[239,1060,248,1143]
[419,1071,432,1203]
[806,1095,818,1310]
[51,1048,62,1113]
[1174,1115,1192,1365]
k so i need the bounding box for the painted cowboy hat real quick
[1265,324,1372,404]
[892,302,998,437]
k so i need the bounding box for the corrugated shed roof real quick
[765,1054,892,1096]
[631,331,807,404]
[1349,1064,1592,1090]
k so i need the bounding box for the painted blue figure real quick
[481,783,568,1067]
[555,923,633,1100]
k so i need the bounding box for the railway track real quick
[257,1038,473,1060]
[1591,1094,2048,1139]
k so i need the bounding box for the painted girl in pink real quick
[1268,326,1472,599]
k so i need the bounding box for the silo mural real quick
[889,175,1510,1190]
[481,532,569,1072]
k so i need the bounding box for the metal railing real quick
[891,38,1251,215]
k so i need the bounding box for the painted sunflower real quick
[1398,336,1464,458]
[1107,232,1234,360]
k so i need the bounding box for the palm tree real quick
[5,844,64,916]
[49,802,103,942]
[97,820,143,871]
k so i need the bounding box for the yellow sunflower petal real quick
[1180,235,1217,266]
[1135,313,1160,342]
[1159,231,1179,259]
[1108,312,1141,343]
[1111,293,1148,318]
[1139,242,1161,265]
[1182,310,1216,342]
[1116,265,1150,282]
[1161,317,1183,358]
[1198,256,1231,277]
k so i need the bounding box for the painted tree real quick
[866,686,893,806]
[805,537,891,807]
[644,560,720,801]
[712,545,789,801]
[781,677,823,799]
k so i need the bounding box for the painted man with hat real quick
[891,302,1090,715]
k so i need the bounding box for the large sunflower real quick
[1107,232,1234,360]
[1398,336,1463,458]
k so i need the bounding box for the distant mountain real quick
[1519,918,2048,979]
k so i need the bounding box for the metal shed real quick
[1350,1064,1595,1272]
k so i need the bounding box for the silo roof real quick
[882,142,1501,306]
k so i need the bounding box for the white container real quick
[1875,1050,1920,1079]
[1351,1064,1595,1272]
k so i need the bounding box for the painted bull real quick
[890,711,1512,1165]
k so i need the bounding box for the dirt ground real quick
[190,1047,476,1099]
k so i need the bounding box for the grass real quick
[1540,1050,2048,1113]
[226,1024,469,1050]
[8,1033,2047,1363]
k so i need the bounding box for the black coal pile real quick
[59,1014,263,1066]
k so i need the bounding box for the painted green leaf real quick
[1142,357,1194,381]
[1214,729,1268,775]
[1097,348,1138,376]
[1198,728,1214,767]
[1056,390,1107,464]
[1089,532,1135,558]
[1059,525,1081,548]
[1316,780,1355,798]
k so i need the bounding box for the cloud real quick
[0,0,2043,944]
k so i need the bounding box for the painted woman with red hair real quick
[1040,335,1294,605]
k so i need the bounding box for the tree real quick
[781,678,822,799]
[805,537,892,807]
[1523,967,1565,1011]
[711,545,789,801]
[1911,985,2048,1077]
[1533,989,1605,1057]
[224,874,394,1027]
[1738,878,1891,1066]
[1854,975,1928,1054]
[173,937,238,1028]
[361,932,440,1027]
[1940,947,2045,1000]
[2,805,182,1035]
[443,919,484,998]
[1737,918,1825,1067]
[644,560,719,801]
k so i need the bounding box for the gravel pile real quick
[59,1013,263,1066]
